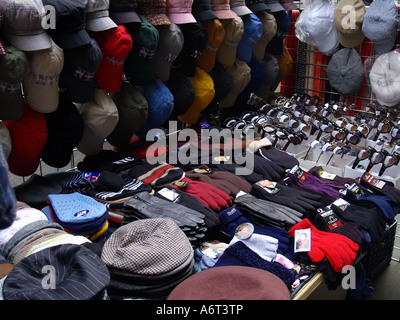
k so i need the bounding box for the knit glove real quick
[171,177,232,211]
[360,172,400,205]
[234,192,303,229]
[185,166,252,198]
[251,181,323,215]
[288,218,359,272]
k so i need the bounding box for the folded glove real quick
[330,199,387,243]
[234,192,303,229]
[171,177,232,211]
[360,172,400,205]
[288,218,359,272]
[257,146,299,170]
[185,166,252,198]
[251,181,323,215]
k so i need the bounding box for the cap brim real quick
[231,6,253,16]
[315,31,339,54]
[213,10,236,20]
[110,11,141,24]
[86,17,118,32]
[6,32,52,52]
[373,39,396,54]
[265,3,286,12]
[248,3,269,12]
[168,13,197,24]
[192,10,218,21]
[50,28,92,50]
[338,31,365,48]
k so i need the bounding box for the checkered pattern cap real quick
[101,218,193,275]
[137,0,171,25]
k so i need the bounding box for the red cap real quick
[93,25,133,93]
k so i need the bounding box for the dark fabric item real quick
[360,172,400,205]
[0,144,16,229]
[257,146,299,170]
[244,153,286,182]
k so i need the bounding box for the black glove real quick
[360,172,400,205]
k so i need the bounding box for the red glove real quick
[172,177,232,211]
[288,218,359,272]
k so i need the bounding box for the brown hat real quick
[168,266,291,300]
[137,0,171,25]
[334,0,366,48]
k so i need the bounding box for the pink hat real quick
[167,0,197,24]
[211,0,236,20]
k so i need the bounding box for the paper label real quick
[362,172,386,189]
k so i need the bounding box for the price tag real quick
[362,172,386,189]
[319,208,343,230]
[158,187,180,202]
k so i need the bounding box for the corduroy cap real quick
[101,218,193,275]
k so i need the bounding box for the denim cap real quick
[236,13,263,63]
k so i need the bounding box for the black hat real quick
[109,0,141,24]
[41,92,84,168]
[192,0,218,21]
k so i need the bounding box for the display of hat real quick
[0,8,6,56]
[76,88,119,156]
[0,44,28,121]
[219,58,251,108]
[197,18,226,72]
[327,48,364,97]
[237,57,266,104]
[236,13,263,63]
[264,0,285,12]
[207,60,233,107]
[136,78,174,139]
[137,0,172,26]
[42,0,92,50]
[192,0,218,21]
[334,0,366,48]
[40,92,84,168]
[85,0,117,32]
[109,0,141,24]
[3,244,110,300]
[153,23,184,82]
[3,101,48,177]
[59,38,103,104]
[295,0,339,55]
[178,67,216,125]
[362,0,399,54]
[230,0,252,16]
[245,0,269,12]
[92,25,133,93]
[23,41,64,114]
[168,265,290,300]
[124,15,160,86]
[369,50,400,107]
[216,13,244,67]
[107,82,149,148]
[167,0,197,24]
[210,0,236,20]
[0,0,52,51]
[266,10,291,56]
[252,11,277,60]
[172,22,207,77]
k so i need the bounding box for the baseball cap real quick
[77,88,119,156]
[124,15,160,85]
[362,0,399,54]
[236,13,263,63]
[3,101,48,177]
[109,0,141,24]
[295,0,339,54]
[219,58,251,108]
[136,79,174,139]
[211,0,236,20]
[92,25,133,93]
[279,0,299,11]
[59,38,103,103]
[107,82,149,148]
[369,50,400,107]
[172,22,207,77]
[230,0,252,16]
[40,92,84,168]
[178,67,215,125]
[327,48,364,96]
[0,0,52,51]
[0,8,6,56]
[252,11,277,60]
[216,13,244,67]
[266,10,291,56]
[137,0,171,26]
[245,0,269,12]
[197,18,226,72]
[334,0,366,48]
[85,0,117,32]
[42,0,92,50]
[153,23,184,81]
[22,41,64,114]
[254,52,279,99]
[192,0,218,21]
[0,44,28,121]
[167,0,197,24]
[264,0,285,12]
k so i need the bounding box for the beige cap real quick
[253,11,277,60]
